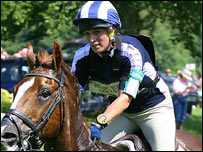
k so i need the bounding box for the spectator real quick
[195,72,202,94]
[18,48,28,57]
[172,68,194,130]
[1,47,11,60]
[176,69,182,78]
[194,72,202,108]
[162,68,175,96]
[10,66,20,81]
[165,68,172,77]
[13,48,28,58]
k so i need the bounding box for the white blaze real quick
[10,78,35,109]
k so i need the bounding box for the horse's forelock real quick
[36,51,52,66]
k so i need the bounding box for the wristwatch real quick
[96,114,108,125]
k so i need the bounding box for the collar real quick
[98,48,115,58]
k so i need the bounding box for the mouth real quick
[92,44,100,49]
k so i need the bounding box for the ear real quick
[52,42,63,71]
[26,42,36,70]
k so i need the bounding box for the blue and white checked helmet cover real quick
[74,1,121,28]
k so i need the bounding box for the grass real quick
[82,109,104,125]
[183,107,202,139]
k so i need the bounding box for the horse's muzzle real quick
[1,117,19,148]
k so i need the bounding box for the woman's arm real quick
[103,92,132,123]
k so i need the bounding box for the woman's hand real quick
[90,122,102,140]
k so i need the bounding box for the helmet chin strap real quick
[99,41,115,56]
[100,27,116,56]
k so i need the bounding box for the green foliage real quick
[112,1,202,71]
[1,143,7,151]
[112,1,155,34]
[1,89,13,113]
[1,1,84,42]
[83,110,104,126]
[1,1,85,53]
[1,39,26,54]
[149,19,195,73]
[148,1,202,59]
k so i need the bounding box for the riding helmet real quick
[73,1,121,34]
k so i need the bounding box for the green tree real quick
[112,1,202,65]
[1,1,84,41]
[149,1,202,64]
[151,19,195,73]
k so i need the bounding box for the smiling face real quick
[83,28,111,54]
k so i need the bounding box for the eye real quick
[93,30,102,35]
[38,87,51,102]
[83,32,90,37]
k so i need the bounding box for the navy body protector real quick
[87,34,159,88]
[86,35,164,113]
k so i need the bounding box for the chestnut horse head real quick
[1,42,93,151]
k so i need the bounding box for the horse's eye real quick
[42,89,51,98]
[38,88,51,102]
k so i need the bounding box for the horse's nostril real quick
[2,132,17,139]
[1,131,18,147]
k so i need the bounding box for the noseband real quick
[3,72,66,151]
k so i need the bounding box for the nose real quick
[89,34,97,43]
[1,117,19,147]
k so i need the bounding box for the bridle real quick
[3,71,66,151]
[3,71,102,151]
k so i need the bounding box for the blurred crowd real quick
[163,68,202,97]
[162,68,202,130]
[1,46,28,60]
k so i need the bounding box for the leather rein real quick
[3,72,66,151]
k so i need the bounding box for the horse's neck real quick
[46,97,92,151]
[70,109,92,150]
[45,70,92,151]
[68,105,92,149]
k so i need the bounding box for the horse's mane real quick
[35,50,80,99]
[61,62,80,99]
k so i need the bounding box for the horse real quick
[1,42,202,151]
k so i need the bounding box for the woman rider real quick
[71,1,176,151]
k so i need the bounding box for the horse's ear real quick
[26,42,36,70]
[52,42,63,70]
